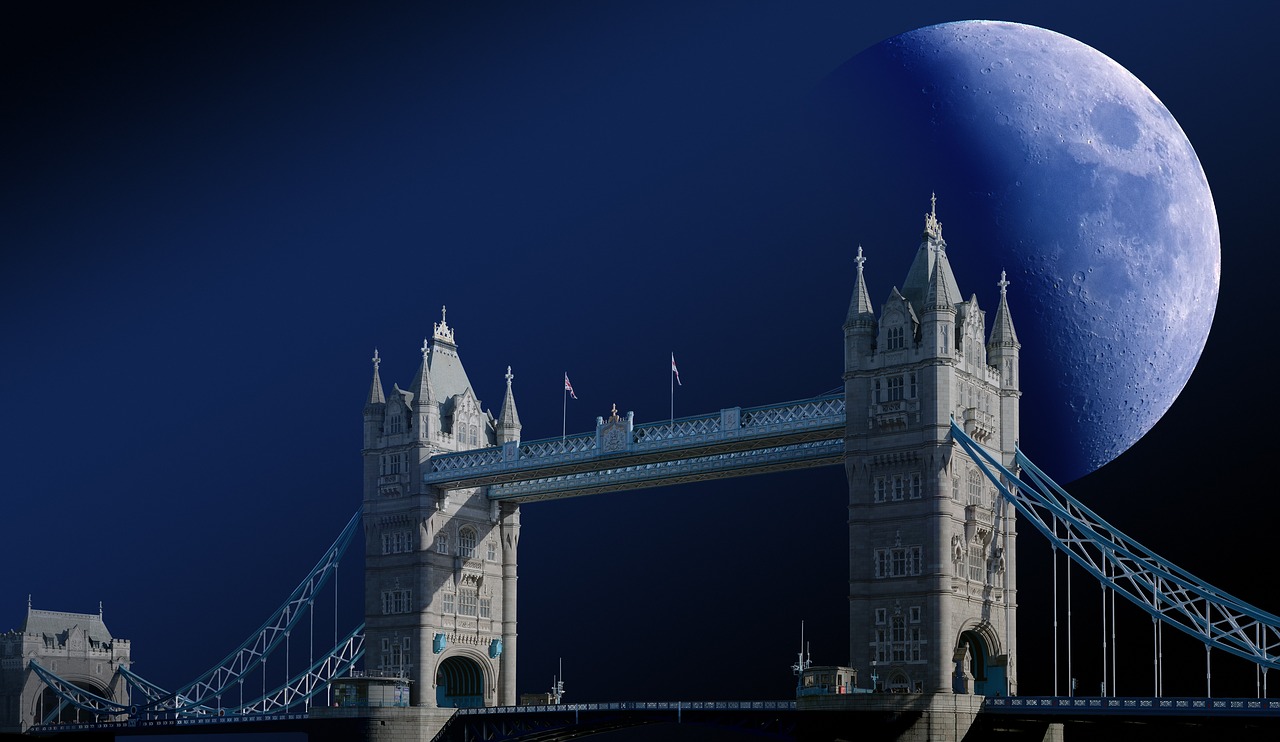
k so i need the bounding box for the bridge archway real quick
[33,677,111,725]
[955,624,1006,696]
[436,654,486,708]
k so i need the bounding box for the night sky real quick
[3,0,1274,710]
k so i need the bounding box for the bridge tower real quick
[362,308,520,708]
[843,199,1021,696]
[0,602,131,732]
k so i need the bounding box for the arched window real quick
[458,527,477,559]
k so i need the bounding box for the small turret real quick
[988,272,1021,454]
[844,246,878,374]
[363,349,387,448]
[496,366,522,445]
[409,337,439,443]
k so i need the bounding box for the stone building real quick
[362,309,520,708]
[0,603,131,732]
[843,199,1020,695]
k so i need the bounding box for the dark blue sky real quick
[2,1,1272,705]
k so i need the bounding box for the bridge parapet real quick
[422,394,846,492]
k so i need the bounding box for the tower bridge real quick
[11,200,1280,741]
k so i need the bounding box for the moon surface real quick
[816,21,1220,483]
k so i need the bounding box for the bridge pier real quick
[797,693,1061,742]
[309,706,456,742]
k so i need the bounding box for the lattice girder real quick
[950,419,1280,671]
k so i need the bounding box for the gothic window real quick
[388,414,404,435]
[381,637,411,675]
[887,376,903,401]
[875,608,886,625]
[968,470,983,506]
[435,532,450,555]
[952,476,960,501]
[469,424,478,446]
[909,372,917,398]
[873,378,882,403]
[892,475,905,501]
[875,630,888,662]
[891,616,906,661]
[487,540,497,561]
[887,326,905,350]
[381,589,413,614]
[909,627,923,661]
[479,596,492,619]
[382,530,413,554]
[908,472,922,499]
[874,477,887,503]
[458,589,478,617]
[874,546,922,578]
[968,545,985,582]
[458,527,477,558]
[442,592,455,614]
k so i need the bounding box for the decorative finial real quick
[998,271,1010,296]
[924,193,943,242]
[855,245,866,272]
[27,594,32,610]
[433,304,456,344]
[99,601,103,617]
[505,366,514,386]
[372,348,381,371]
[421,338,430,360]
[608,403,620,422]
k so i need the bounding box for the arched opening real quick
[34,680,111,725]
[435,655,484,708]
[956,629,1006,696]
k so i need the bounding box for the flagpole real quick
[670,352,674,427]
[563,375,567,440]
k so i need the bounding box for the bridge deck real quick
[422,394,846,501]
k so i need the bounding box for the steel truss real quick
[32,509,364,722]
[951,420,1280,671]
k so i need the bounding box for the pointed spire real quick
[408,338,435,406]
[496,366,522,443]
[924,247,955,311]
[924,192,943,242]
[845,245,876,325]
[989,271,1020,347]
[366,348,386,405]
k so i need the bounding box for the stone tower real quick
[362,308,521,708]
[0,603,131,732]
[843,199,1020,695]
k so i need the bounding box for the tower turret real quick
[987,271,1021,457]
[364,349,387,449]
[844,246,877,374]
[496,367,522,445]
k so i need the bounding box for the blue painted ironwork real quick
[423,394,845,493]
[488,439,844,501]
[32,510,365,723]
[985,696,1280,717]
[951,419,1280,671]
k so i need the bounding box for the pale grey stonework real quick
[0,606,132,732]
[362,311,521,708]
[843,204,1021,697]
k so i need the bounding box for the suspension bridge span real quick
[11,204,1278,742]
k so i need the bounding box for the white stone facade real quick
[362,310,521,708]
[843,202,1021,696]
[0,606,131,732]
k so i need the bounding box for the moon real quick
[814,21,1220,483]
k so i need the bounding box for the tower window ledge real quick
[962,408,996,441]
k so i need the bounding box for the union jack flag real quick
[671,353,682,386]
[564,373,577,400]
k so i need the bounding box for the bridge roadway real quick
[421,393,847,501]
[20,696,1280,741]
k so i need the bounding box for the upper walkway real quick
[422,393,846,502]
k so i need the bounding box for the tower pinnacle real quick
[924,193,943,243]
[434,305,455,345]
